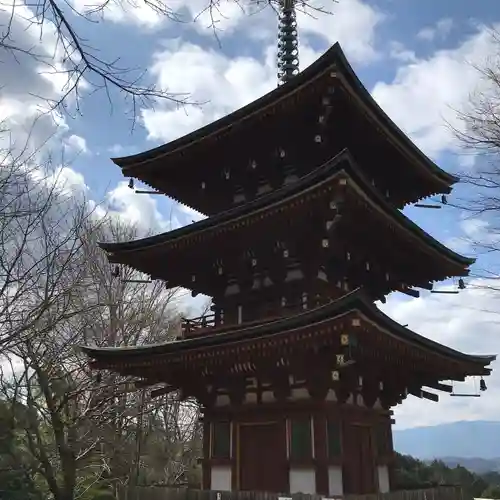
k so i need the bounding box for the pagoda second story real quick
[102,145,473,339]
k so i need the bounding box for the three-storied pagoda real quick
[82,39,495,495]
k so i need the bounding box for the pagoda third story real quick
[81,10,496,497]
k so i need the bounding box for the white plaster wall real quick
[327,465,344,496]
[377,465,390,493]
[211,465,232,491]
[290,387,310,400]
[214,395,230,407]
[289,467,316,494]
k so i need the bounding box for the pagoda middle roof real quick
[100,149,474,270]
[80,288,495,374]
[111,43,456,187]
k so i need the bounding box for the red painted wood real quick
[238,421,287,492]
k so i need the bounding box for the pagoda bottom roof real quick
[81,290,495,381]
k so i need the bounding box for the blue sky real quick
[3,0,500,429]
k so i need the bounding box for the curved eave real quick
[111,44,339,170]
[80,288,495,370]
[344,155,475,268]
[100,149,474,270]
[101,148,353,253]
[332,45,458,186]
[112,43,456,193]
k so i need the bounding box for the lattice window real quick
[327,419,342,458]
[211,421,231,459]
[289,418,312,460]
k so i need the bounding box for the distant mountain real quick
[437,457,500,474]
[393,421,500,461]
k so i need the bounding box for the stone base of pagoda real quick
[201,397,394,495]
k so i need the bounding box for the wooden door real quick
[238,421,287,492]
[343,423,376,494]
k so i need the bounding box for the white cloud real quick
[461,217,492,240]
[86,0,384,71]
[442,218,496,254]
[382,279,499,429]
[105,181,174,231]
[0,0,98,226]
[448,217,500,256]
[373,24,497,162]
[388,41,417,63]
[70,0,164,28]
[69,0,254,31]
[298,0,385,64]
[182,0,251,35]
[65,135,89,154]
[43,165,89,197]
[0,0,87,165]
[142,40,277,142]
[417,18,454,42]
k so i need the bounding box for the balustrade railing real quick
[180,295,336,338]
[181,313,216,336]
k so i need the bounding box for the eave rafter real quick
[82,290,495,409]
[101,151,473,298]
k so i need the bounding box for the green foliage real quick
[394,452,500,498]
[482,484,500,499]
[0,401,40,500]
[85,479,117,500]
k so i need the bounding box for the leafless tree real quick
[0,180,102,499]
[77,221,200,496]
[449,28,500,288]
[0,204,201,499]
[0,138,94,353]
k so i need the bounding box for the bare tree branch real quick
[451,27,500,288]
[1,0,335,124]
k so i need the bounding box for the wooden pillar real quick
[202,420,210,489]
[231,421,238,490]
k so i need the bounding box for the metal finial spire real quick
[277,0,299,86]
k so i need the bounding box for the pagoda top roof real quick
[111,43,457,187]
[99,149,474,270]
[80,288,495,373]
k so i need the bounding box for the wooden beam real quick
[409,388,439,402]
[425,381,453,393]
[414,204,442,209]
[151,385,176,399]
[399,286,420,298]
[135,189,164,195]
[418,282,434,291]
